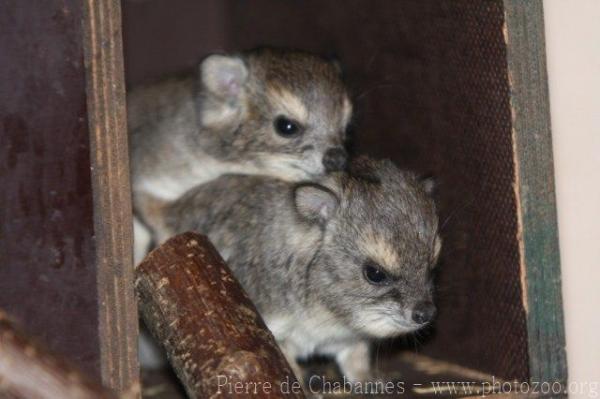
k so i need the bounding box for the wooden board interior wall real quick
[1,1,101,379]
[0,0,139,395]
[123,0,568,382]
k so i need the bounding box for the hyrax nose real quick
[412,302,436,325]
[323,147,348,172]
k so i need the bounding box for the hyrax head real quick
[294,157,441,338]
[198,48,352,181]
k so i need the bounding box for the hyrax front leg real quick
[335,340,373,383]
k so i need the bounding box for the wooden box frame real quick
[0,0,567,396]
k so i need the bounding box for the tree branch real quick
[135,232,304,399]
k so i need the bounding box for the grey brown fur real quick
[129,48,351,206]
[149,158,441,382]
[129,49,351,262]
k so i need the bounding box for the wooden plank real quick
[0,1,139,395]
[0,0,103,380]
[81,0,140,394]
[0,311,118,399]
[503,0,568,386]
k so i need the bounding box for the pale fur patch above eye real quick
[267,87,308,123]
[358,231,400,272]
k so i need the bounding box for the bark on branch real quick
[135,232,304,399]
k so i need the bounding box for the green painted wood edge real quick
[503,0,568,389]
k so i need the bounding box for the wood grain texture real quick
[81,0,139,394]
[0,0,101,379]
[135,233,304,399]
[0,311,118,399]
[504,0,568,386]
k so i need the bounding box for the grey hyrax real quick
[129,48,352,261]
[151,157,441,382]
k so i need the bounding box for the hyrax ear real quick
[294,184,339,224]
[200,54,248,99]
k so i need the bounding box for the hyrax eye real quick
[274,116,301,137]
[362,262,390,285]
